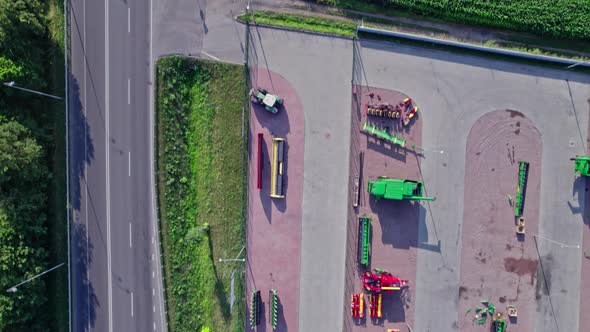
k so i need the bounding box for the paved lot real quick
[345,86,423,332]
[355,39,590,332]
[248,27,354,331]
[246,68,304,332]
[458,110,542,331]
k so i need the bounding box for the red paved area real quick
[246,68,304,332]
[344,85,422,332]
[458,110,542,331]
[580,99,590,332]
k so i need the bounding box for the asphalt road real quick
[69,0,166,331]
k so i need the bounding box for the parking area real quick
[244,24,590,331]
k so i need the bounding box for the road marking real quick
[128,78,131,105]
[153,288,155,296]
[153,305,156,313]
[127,7,131,33]
[153,271,155,278]
[152,236,154,244]
[151,0,167,328]
[131,292,134,317]
[201,51,220,61]
[129,222,133,248]
[128,151,131,176]
[105,0,113,330]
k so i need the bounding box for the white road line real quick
[128,151,131,176]
[153,288,155,296]
[127,7,131,33]
[201,51,220,61]
[129,222,133,248]
[151,0,167,328]
[131,292,134,317]
[127,78,131,105]
[152,271,155,278]
[153,305,156,313]
[105,0,113,330]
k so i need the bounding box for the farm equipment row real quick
[366,97,418,126]
[249,289,279,330]
[351,269,409,321]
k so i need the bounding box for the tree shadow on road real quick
[72,223,98,331]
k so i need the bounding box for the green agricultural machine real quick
[514,161,529,217]
[367,177,435,201]
[269,289,278,330]
[357,217,371,266]
[250,290,261,328]
[361,122,406,148]
[572,156,590,176]
[250,87,283,114]
[492,312,507,332]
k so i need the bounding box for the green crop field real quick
[156,56,247,332]
[315,0,590,41]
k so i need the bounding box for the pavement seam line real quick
[105,0,113,330]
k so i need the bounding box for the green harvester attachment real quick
[361,122,406,148]
[367,177,435,201]
[250,290,260,328]
[573,156,590,176]
[358,217,371,266]
[514,161,529,217]
[270,289,278,330]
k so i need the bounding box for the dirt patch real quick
[343,85,422,332]
[504,257,538,285]
[458,110,542,331]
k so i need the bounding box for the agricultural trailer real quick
[357,217,371,267]
[270,137,285,198]
[350,293,365,319]
[250,87,283,114]
[367,177,435,201]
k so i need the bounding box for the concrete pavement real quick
[69,0,166,330]
[356,39,590,331]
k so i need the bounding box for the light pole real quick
[566,60,587,69]
[6,263,65,293]
[218,246,246,263]
[3,81,63,100]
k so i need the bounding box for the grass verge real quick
[156,56,247,332]
[238,10,590,65]
[46,0,68,331]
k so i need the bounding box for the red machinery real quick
[363,269,408,294]
[369,293,382,318]
[257,133,263,190]
[350,293,365,318]
[366,98,418,126]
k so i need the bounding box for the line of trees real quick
[0,0,58,330]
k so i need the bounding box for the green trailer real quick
[572,156,590,176]
[514,161,529,217]
[358,217,371,266]
[269,289,278,330]
[367,177,435,201]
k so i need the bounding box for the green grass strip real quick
[156,56,247,332]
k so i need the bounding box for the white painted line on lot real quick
[152,236,154,244]
[153,322,156,331]
[128,78,131,105]
[128,151,131,176]
[129,222,133,248]
[202,51,220,61]
[153,305,156,313]
[153,288,155,296]
[105,0,113,330]
[152,271,155,278]
[131,292,134,317]
[127,7,131,33]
